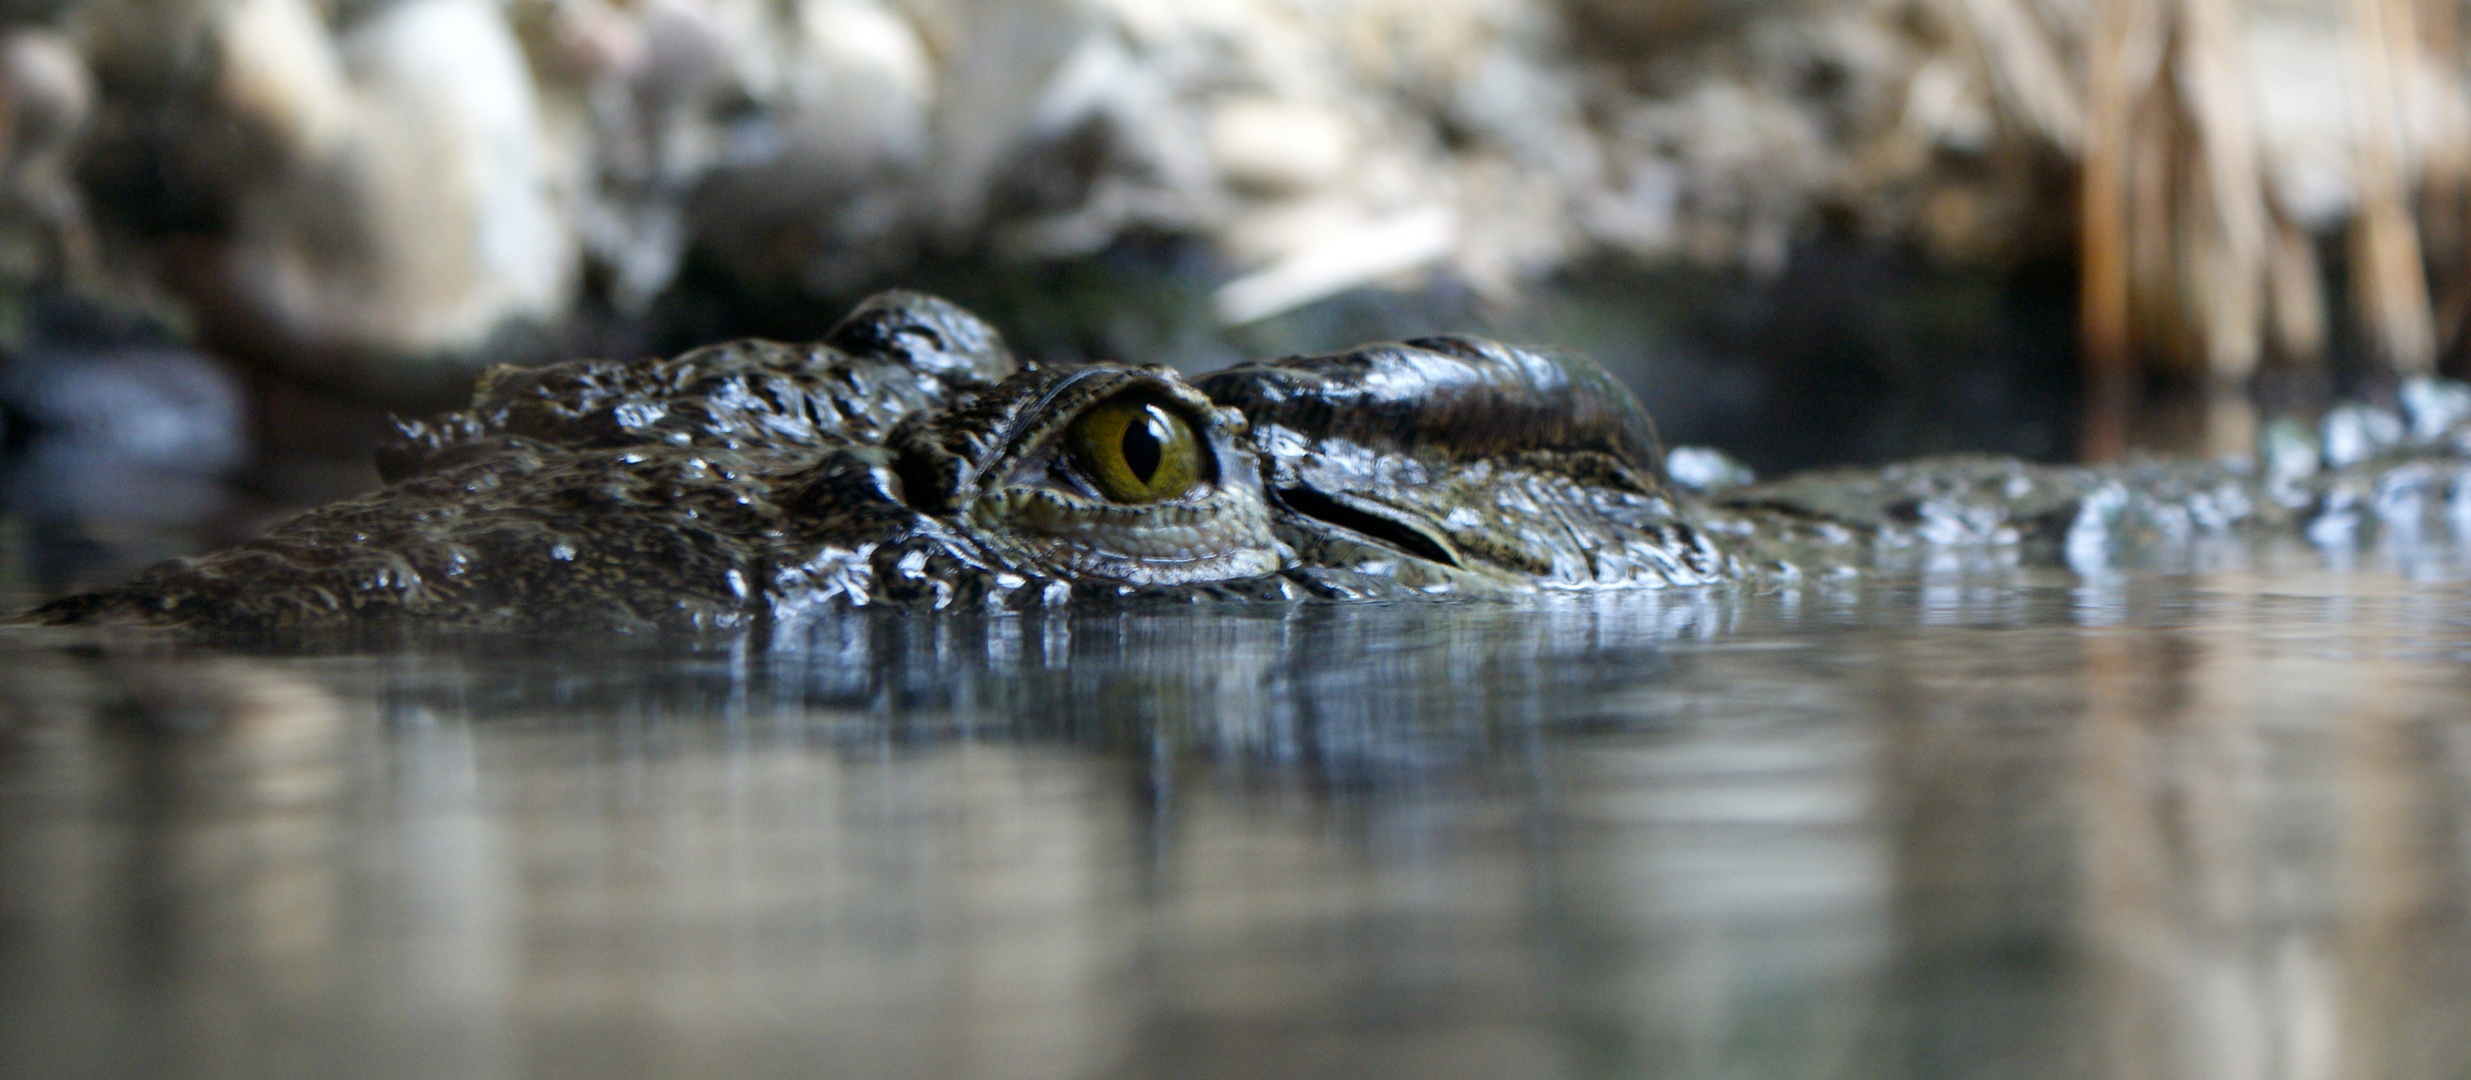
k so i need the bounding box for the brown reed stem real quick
[2082,0,2140,460]
[2349,0,2438,375]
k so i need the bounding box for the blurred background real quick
[0,0,2462,591]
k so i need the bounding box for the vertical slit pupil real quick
[1120,408,1165,485]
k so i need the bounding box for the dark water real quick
[5,539,2471,1079]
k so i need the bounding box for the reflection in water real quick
[3,544,2471,1078]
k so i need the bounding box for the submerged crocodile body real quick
[27,292,2471,637]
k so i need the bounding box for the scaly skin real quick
[24,291,2471,639]
[25,291,1725,636]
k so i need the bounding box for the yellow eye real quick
[1065,393,1205,503]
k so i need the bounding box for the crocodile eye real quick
[1065,392,1204,503]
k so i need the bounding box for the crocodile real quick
[24,291,2471,638]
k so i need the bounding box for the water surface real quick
[4,539,2470,1079]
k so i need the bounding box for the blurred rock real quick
[0,343,245,522]
[28,0,2056,369]
[0,29,92,287]
[0,297,249,588]
[200,0,572,388]
[0,0,2399,404]
[681,0,939,298]
[1208,98,1354,197]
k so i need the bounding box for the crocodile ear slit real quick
[890,442,959,513]
[1272,486,1466,569]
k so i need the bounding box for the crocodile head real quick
[27,291,1734,636]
